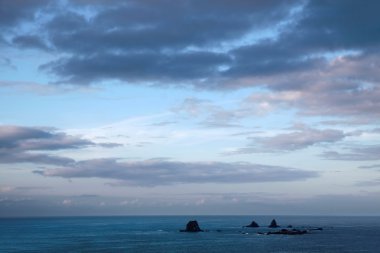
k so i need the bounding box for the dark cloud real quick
[35,158,318,186]
[227,0,380,78]
[1,126,54,148]
[4,0,300,85]
[293,0,380,50]
[40,51,231,84]
[0,0,48,28]
[3,0,380,124]
[226,41,324,78]
[0,125,92,150]
[2,0,379,86]
[0,125,118,166]
[322,145,380,161]
[40,0,380,87]
[47,0,294,52]
[12,35,50,50]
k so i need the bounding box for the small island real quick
[180,220,203,232]
[244,220,260,228]
[268,219,280,228]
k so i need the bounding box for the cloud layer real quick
[0,125,317,186]
[2,0,380,124]
[35,158,317,186]
[2,0,379,85]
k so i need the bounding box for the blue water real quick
[1,216,379,252]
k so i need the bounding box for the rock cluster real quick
[179,218,322,235]
[259,228,308,235]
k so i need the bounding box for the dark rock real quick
[244,220,259,228]
[180,220,203,232]
[263,229,308,235]
[287,225,293,228]
[269,219,279,228]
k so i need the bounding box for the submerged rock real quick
[244,220,259,228]
[180,220,203,232]
[269,229,307,235]
[269,219,280,228]
[259,229,308,235]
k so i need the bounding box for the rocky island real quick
[244,220,260,228]
[180,220,203,232]
[268,219,280,228]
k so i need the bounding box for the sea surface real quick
[1,215,379,252]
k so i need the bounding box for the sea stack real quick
[245,220,259,228]
[269,219,279,228]
[180,220,203,232]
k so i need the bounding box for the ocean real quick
[1,216,379,252]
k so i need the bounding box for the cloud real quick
[0,0,48,28]
[0,57,16,70]
[173,97,243,128]
[35,158,318,186]
[228,126,347,154]
[12,35,50,50]
[0,125,119,166]
[149,121,177,127]
[0,125,92,150]
[0,152,75,166]
[4,0,378,86]
[40,51,232,85]
[355,178,380,187]
[2,0,380,126]
[4,0,298,85]
[358,164,380,169]
[254,128,345,151]
[47,0,294,52]
[97,143,123,148]
[240,52,380,121]
[226,0,380,78]
[322,145,380,161]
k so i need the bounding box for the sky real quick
[1,0,380,217]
